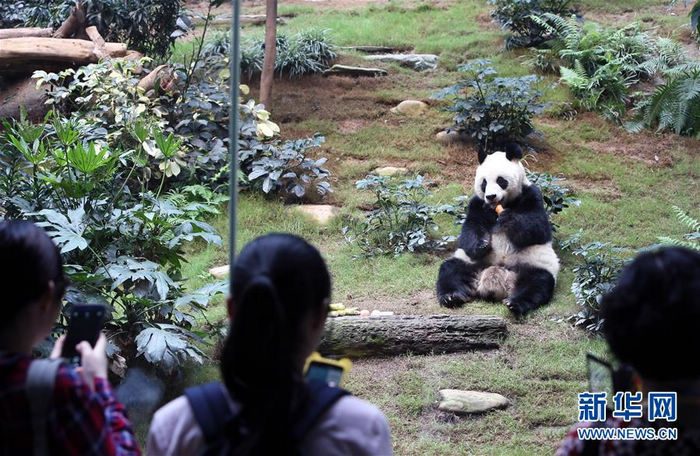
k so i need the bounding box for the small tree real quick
[260,0,278,107]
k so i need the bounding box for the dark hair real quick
[602,247,700,381]
[220,233,331,455]
[0,220,66,329]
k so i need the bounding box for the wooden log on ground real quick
[137,64,177,93]
[341,45,412,53]
[0,38,127,73]
[85,26,108,60]
[319,315,508,358]
[0,28,53,40]
[53,1,86,39]
[322,64,387,77]
[0,77,50,120]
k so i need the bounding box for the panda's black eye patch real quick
[481,179,487,193]
[497,177,508,189]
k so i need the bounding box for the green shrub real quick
[33,60,333,201]
[204,29,337,78]
[533,14,689,122]
[343,175,457,257]
[566,240,629,333]
[432,59,546,152]
[626,64,700,137]
[0,112,225,373]
[488,0,574,49]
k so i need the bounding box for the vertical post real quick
[259,0,277,107]
[228,0,241,285]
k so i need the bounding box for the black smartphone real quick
[587,354,615,397]
[306,361,344,387]
[61,305,106,365]
[587,354,637,397]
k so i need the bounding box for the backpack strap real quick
[26,358,62,456]
[184,381,238,444]
[292,379,351,441]
[185,380,350,451]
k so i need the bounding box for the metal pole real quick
[228,0,241,287]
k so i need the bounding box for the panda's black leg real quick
[436,258,481,308]
[505,266,555,316]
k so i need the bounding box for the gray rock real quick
[374,166,410,177]
[436,130,466,144]
[438,389,509,414]
[390,100,428,116]
[364,53,438,71]
[295,205,339,225]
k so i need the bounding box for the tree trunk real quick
[259,0,277,108]
[319,315,508,358]
[0,28,53,40]
[0,38,127,73]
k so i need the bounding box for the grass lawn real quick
[171,0,699,454]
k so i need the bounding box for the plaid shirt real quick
[0,352,141,456]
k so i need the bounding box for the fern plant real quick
[533,14,690,122]
[657,206,700,251]
[626,64,700,137]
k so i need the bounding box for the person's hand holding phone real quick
[50,332,109,389]
[76,333,109,387]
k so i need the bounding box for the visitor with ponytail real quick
[147,233,393,455]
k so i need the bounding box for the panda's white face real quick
[474,151,528,207]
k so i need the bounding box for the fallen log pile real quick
[0,1,149,120]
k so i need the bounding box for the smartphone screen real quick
[306,361,344,387]
[587,354,615,398]
[61,305,106,365]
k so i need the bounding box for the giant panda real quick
[436,144,559,315]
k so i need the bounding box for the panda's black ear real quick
[477,146,487,164]
[505,143,523,161]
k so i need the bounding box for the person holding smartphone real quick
[557,247,700,455]
[0,220,140,455]
[147,233,393,455]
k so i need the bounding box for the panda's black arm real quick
[498,185,552,248]
[458,195,497,260]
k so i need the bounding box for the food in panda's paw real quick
[494,204,504,215]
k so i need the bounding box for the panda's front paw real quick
[466,235,491,259]
[497,208,513,224]
[439,291,473,308]
[504,298,531,316]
